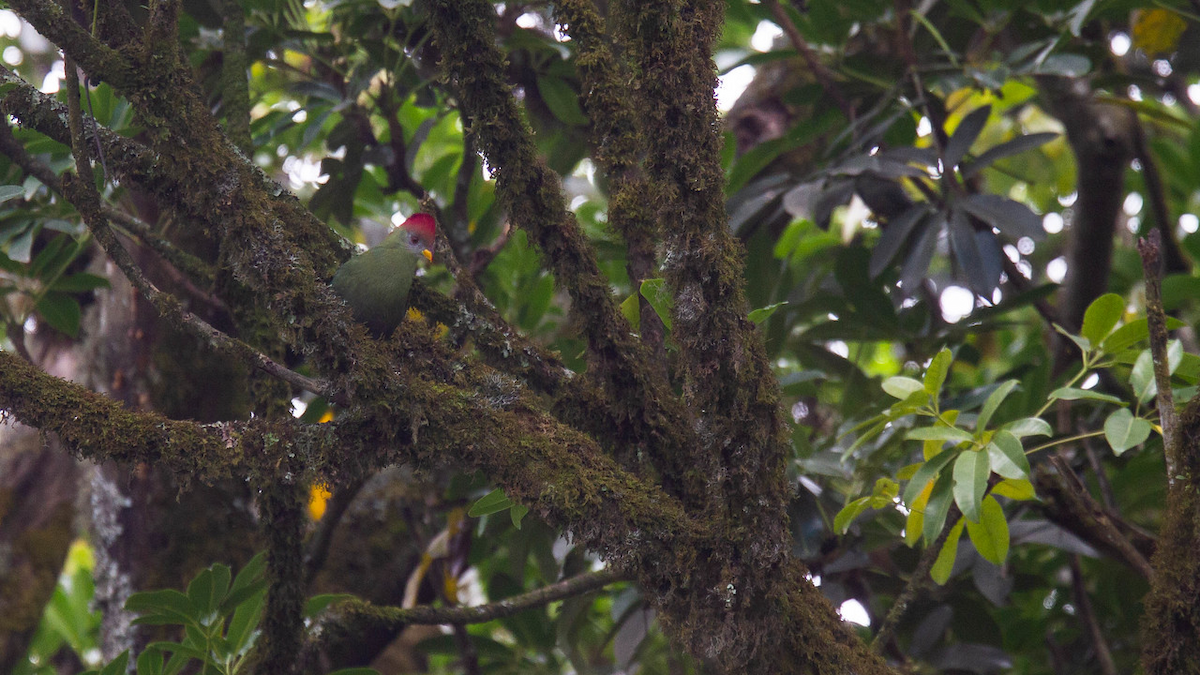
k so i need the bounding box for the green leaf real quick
[1002,417,1052,438]
[882,376,925,400]
[1080,293,1125,345]
[225,588,265,656]
[0,184,23,204]
[976,379,1017,431]
[305,593,355,618]
[125,589,196,624]
[619,293,640,331]
[36,292,81,337]
[923,472,956,544]
[1131,350,1156,403]
[137,647,165,675]
[944,105,990,168]
[1101,318,1149,354]
[962,132,1058,178]
[869,205,928,278]
[930,517,965,585]
[469,488,514,517]
[902,449,958,507]
[1052,323,1091,354]
[965,496,1009,564]
[905,501,924,547]
[987,430,1030,480]
[99,651,131,675]
[229,552,267,597]
[50,272,110,292]
[867,477,900,507]
[186,569,217,618]
[907,425,974,444]
[834,496,872,534]
[952,450,989,523]
[958,193,1044,241]
[991,478,1036,501]
[1048,387,1124,405]
[1104,408,1152,455]
[924,348,953,395]
[639,278,673,332]
[748,302,788,324]
[510,504,530,529]
[535,76,588,126]
[327,669,382,675]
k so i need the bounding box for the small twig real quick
[762,0,854,120]
[1044,455,1155,580]
[336,569,629,627]
[1138,231,1181,483]
[871,507,958,653]
[1130,112,1189,274]
[1069,555,1119,675]
[466,221,510,278]
[6,321,33,363]
[1083,437,1117,511]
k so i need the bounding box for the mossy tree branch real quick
[427,0,699,504]
[335,569,629,627]
[220,0,253,152]
[553,0,667,366]
[614,0,789,523]
[6,0,134,88]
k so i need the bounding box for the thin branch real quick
[871,508,958,653]
[337,569,629,627]
[1069,555,1119,675]
[1042,455,1155,580]
[0,121,216,289]
[761,0,854,120]
[1130,113,1189,274]
[1138,231,1181,483]
[61,61,328,401]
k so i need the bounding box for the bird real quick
[331,213,436,337]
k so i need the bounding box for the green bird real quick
[332,213,436,337]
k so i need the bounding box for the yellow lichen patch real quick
[308,482,332,520]
[406,307,425,322]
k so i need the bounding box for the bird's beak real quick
[422,249,433,262]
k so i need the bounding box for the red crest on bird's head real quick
[401,213,436,247]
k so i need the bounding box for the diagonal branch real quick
[761,0,854,119]
[61,60,326,400]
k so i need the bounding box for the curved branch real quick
[337,569,629,627]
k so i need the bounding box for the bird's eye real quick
[409,235,419,245]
